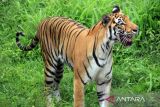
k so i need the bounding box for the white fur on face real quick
[114,17,125,25]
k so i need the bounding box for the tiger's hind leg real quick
[44,58,64,106]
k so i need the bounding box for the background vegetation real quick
[0,0,160,107]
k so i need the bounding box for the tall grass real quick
[0,0,160,106]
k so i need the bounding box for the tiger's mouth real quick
[120,35,132,46]
[119,33,134,46]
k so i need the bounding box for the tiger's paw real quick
[53,90,61,102]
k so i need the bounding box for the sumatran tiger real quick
[16,6,138,107]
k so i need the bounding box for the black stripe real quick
[97,91,103,96]
[97,91,103,95]
[97,78,112,86]
[55,69,63,78]
[109,26,112,40]
[68,27,80,37]
[65,43,71,61]
[30,40,36,48]
[45,80,53,84]
[47,59,57,71]
[99,57,106,61]
[53,19,63,46]
[88,23,97,35]
[65,28,80,64]
[16,32,24,42]
[55,19,65,35]
[101,45,105,53]
[87,29,90,35]
[64,22,77,41]
[64,21,76,33]
[60,21,76,56]
[67,63,73,69]
[49,18,59,49]
[74,28,85,40]
[57,21,69,53]
[92,41,104,67]
[49,18,60,36]
[83,63,92,80]
[65,27,80,52]
[105,67,112,77]
[16,36,19,42]
[45,72,53,78]
[46,67,55,76]
[54,47,59,57]
[42,21,49,51]
[15,35,24,50]
[45,20,51,47]
[40,20,47,52]
[57,69,64,74]
[55,69,64,75]
[54,78,60,83]
[77,71,86,85]
[97,81,105,86]
[56,62,64,69]
[34,36,39,41]
[46,50,55,65]
[51,50,58,63]
[106,41,109,50]
[97,91,105,99]
[92,25,96,31]
[54,66,64,80]
[86,52,92,68]
[44,20,50,53]
[60,42,64,56]
[108,47,112,57]
[62,21,78,41]
[30,41,36,48]
[55,74,63,79]
[99,99,105,102]
[66,27,80,51]
[113,27,117,37]
[55,19,65,33]
[72,28,85,61]
[87,57,92,67]
[106,78,112,84]
[63,21,74,33]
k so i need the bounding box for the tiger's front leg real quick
[74,70,85,107]
[96,75,112,107]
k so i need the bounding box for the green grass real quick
[0,0,160,107]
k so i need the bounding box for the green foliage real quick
[0,0,160,107]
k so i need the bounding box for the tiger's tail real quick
[16,32,39,51]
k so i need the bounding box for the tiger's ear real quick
[102,15,110,26]
[112,5,120,13]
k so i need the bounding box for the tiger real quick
[16,6,138,107]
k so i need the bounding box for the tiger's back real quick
[37,17,89,67]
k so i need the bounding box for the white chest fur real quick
[84,53,113,84]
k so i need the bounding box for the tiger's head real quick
[102,6,138,46]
